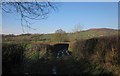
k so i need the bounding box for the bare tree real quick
[53,29,68,42]
[55,29,66,34]
[72,24,83,33]
[2,1,57,33]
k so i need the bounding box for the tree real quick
[53,29,68,42]
[2,1,57,33]
[72,24,83,33]
[71,24,84,41]
[55,29,66,34]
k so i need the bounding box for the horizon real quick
[2,27,118,35]
[2,2,118,35]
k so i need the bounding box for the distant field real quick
[2,28,119,43]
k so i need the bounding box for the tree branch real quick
[2,2,57,33]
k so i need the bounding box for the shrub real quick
[69,35,120,75]
[69,39,86,59]
[2,43,27,74]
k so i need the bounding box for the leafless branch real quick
[2,2,57,33]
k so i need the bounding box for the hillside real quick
[2,28,118,43]
[71,28,118,39]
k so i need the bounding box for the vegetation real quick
[53,29,69,42]
[69,35,120,75]
[2,28,118,43]
[2,43,27,74]
[2,28,120,75]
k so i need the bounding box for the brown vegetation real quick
[69,35,120,75]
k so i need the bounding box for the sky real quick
[2,2,118,35]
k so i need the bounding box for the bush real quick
[69,39,86,59]
[2,43,27,74]
[69,35,120,75]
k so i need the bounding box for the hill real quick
[69,28,118,40]
[2,28,118,43]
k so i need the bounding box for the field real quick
[2,28,120,75]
